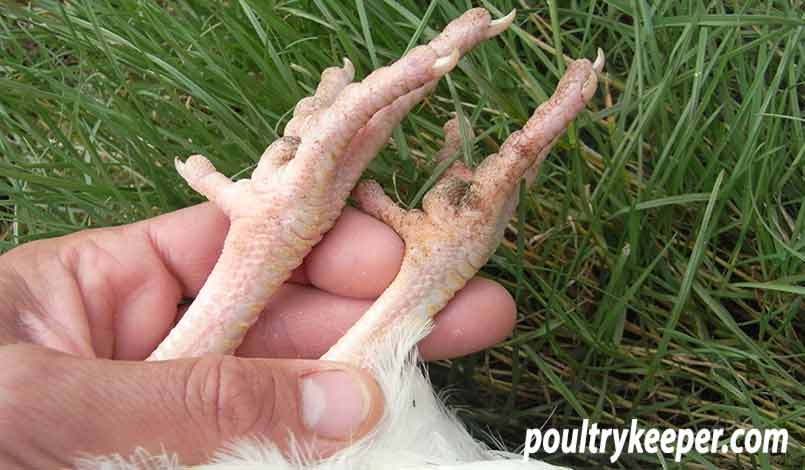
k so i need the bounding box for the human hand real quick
[0,202,516,468]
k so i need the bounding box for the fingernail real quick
[300,369,371,440]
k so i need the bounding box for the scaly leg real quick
[149,8,517,360]
[323,50,605,365]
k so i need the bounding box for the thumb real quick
[0,344,383,467]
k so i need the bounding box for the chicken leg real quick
[324,50,605,365]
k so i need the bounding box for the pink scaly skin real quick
[149,8,517,360]
[324,50,605,364]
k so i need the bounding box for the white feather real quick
[78,313,564,470]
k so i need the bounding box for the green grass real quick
[1,1,803,468]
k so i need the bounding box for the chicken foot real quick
[323,50,605,365]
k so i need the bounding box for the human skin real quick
[0,202,516,468]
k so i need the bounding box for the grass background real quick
[1,0,803,468]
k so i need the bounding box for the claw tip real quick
[431,48,460,75]
[342,57,355,78]
[485,9,516,38]
[593,48,605,73]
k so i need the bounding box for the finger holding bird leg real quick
[85,8,609,469]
